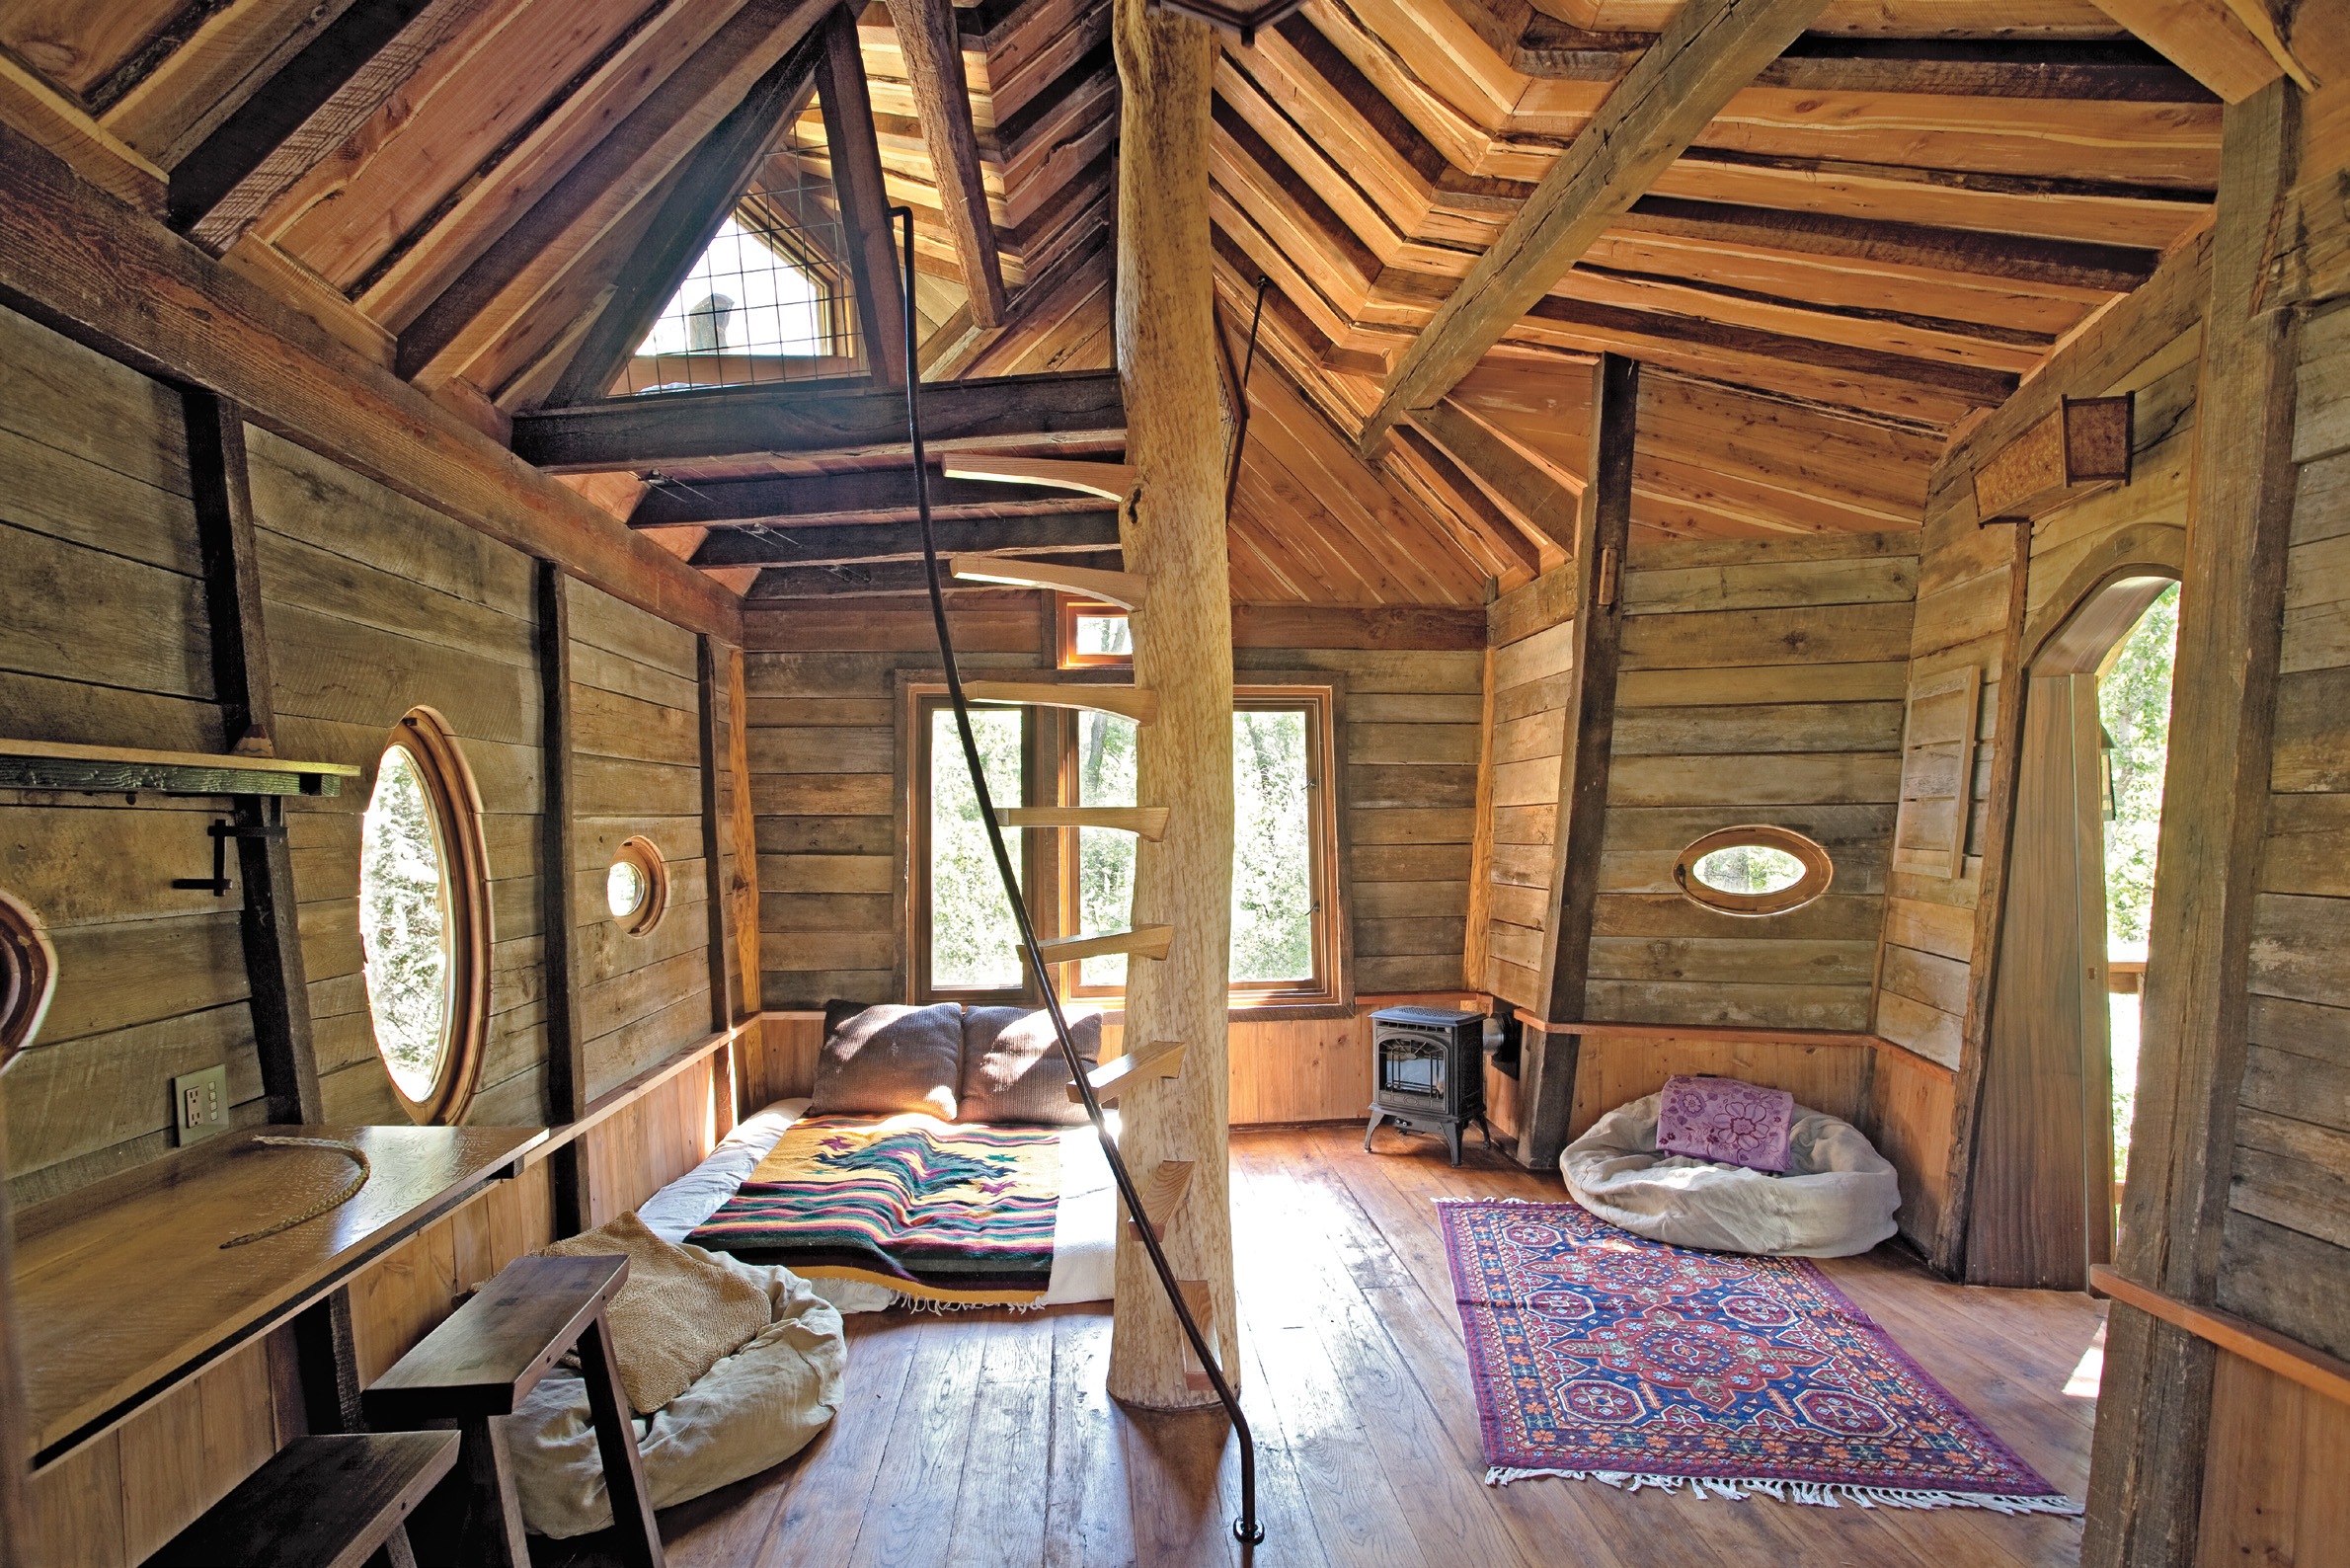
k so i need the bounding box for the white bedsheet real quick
[637,1099,1120,1311]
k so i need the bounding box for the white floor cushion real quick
[508,1244,846,1538]
[1561,1092,1901,1258]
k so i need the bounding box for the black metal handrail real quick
[890,208,1263,1546]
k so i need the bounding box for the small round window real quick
[0,889,57,1070]
[358,708,490,1124]
[1673,824,1834,917]
[606,836,668,935]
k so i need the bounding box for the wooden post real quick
[725,647,762,1026]
[1105,0,1235,1410]
[1518,352,1638,1171]
[2082,78,2302,1568]
[698,636,734,1038]
[816,4,909,387]
[538,563,591,1238]
[0,1103,33,1568]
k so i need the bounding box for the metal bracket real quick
[173,817,287,897]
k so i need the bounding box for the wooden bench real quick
[363,1253,664,1568]
[148,1431,459,1568]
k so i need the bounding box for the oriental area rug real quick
[1439,1198,2080,1515]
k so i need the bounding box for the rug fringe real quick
[1483,1468,2082,1517]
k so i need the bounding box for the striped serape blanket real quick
[685,1112,1061,1305]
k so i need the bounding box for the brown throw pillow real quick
[960,1006,1101,1126]
[537,1211,772,1414]
[810,1001,965,1119]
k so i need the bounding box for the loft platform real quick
[0,740,362,797]
[14,1123,546,1466]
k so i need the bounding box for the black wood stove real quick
[1363,1005,1489,1165]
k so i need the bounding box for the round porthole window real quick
[1673,824,1834,917]
[358,707,491,1125]
[606,836,668,935]
[0,889,57,1071]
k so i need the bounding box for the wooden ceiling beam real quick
[693,510,1119,565]
[817,4,913,387]
[1410,399,1584,553]
[510,366,1125,469]
[1361,0,1832,449]
[2086,0,2298,102]
[1386,425,1546,577]
[541,25,830,410]
[394,0,830,386]
[167,0,494,256]
[748,548,1124,597]
[628,469,1101,526]
[885,0,1009,325]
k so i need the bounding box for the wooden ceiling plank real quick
[0,48,166,216]
[1362,0,1832,448]
[885,0,1009,324]
[98,0,363,169]
[2087,0,2293,102]
[1411,397,1583,552]
[168,0,497,256]
[629,468,1095,525]
[690,510,1119,565]
[509,365,1124,469]
[1387,424,1544,576]
[393,0,830,386]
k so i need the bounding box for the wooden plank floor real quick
[538,1125,2105,1568]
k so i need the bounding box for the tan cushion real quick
[810,1001,964,1119]
[538,1211,772,1414]
[960,1006,1100,1126]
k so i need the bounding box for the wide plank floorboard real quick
[535,1126,2105,1568]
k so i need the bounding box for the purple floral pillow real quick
[1655,1075,1795,1173]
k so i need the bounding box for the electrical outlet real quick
[172,1063,229,1145]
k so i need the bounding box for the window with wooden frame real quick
[909,689,1040,1004]
[1058,599,1134,667]
[357,707,491,1125]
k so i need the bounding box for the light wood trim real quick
[2092,1268,2350,1410]
[0,52,165,217]
[951,556,1145,607]
[531,1027,744,1158]
[962,679,1159,725]
[1036,925,1175,966]
[1069,1038,1188,1104]
[2087,0,2295,100]
[944,455,1138,502]
[0,739,359,779]
[1673,823,1837,916]
[997,806,1171,840]
[1126,1159,1196,1240]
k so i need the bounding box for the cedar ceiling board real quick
[1211,184,1361,348]
[352,0,748,328]
[1211,114,1380,310]
[465,190,666,401]
[975,0,1104,124]
[0,0,190,96]
[259,0,649,292]
[1215,55,1407,270]
[1570,0,2126,30]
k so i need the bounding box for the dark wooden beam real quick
[1364,0,1830,446]
[1518,353,1639,1171]
[747,549,1124,597]
[0,1103,29,1568]
[543,28,829,409]
[1386,425,1544,577]
[691,510,1120,567]
[884,0,1008,324]
[697,636,736,1039]
[632,468,1101,527]
[510,368,1124,470]
[538,564,590,1239]
[816,4,910,387]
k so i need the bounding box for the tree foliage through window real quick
[359,744,455,1098]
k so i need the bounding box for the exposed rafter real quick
[747,548,1125,597]
[817,3,911,387]
[885,0,1008,325]
[629,469,1100,528]
[689,511,1119,566]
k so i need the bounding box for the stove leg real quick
[1446,1122,1462,1166]
[1363,1109,1385,1151]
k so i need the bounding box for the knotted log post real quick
[1104,0,1236,1410]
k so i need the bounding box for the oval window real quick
[606,836,668,934]
[0,889,57,1069]
[358,708,490,1124]
[1673,825,1833,917]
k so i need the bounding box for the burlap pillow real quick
[810,1001,965,1119]
[538,1211,772,1414]
[960,1006,1100,1125]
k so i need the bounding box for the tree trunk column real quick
[1105,0,1235,1411]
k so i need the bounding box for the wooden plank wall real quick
[1479,569,1574,1008]
[565,583,716,1098]
[1596,532,1916,1032]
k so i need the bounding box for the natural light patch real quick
[2101,584,2177,948]
[1074,614,1132,659]
[2065,1322,2107,1400]
[636,218,824,358]
[607,859,649,921]
[1692,843,1806,897]
[930,706,1026,991]
[360,745,454,1099]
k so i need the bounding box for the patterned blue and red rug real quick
[1440,1198,2080,1515]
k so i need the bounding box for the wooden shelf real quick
[0,739,361,797]
[14,1122,546,1466]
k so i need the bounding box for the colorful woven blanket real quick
[1441,1198,2079,1514]
[686,1113,1060,1305]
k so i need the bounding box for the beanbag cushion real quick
[537,1211,772,1413]
[508,1243,846,1537]
[810,1000,964,1119]
[961,1005,1101,1125]
[1562,1091,1900,1258]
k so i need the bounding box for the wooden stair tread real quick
[961,679,1157,725]
[1068,1038,1186,1104]
[1034,925,1173,966]
[950,555,1144,608]
[149,1432,460,1568]
[1177,1279,1215,1393]
[364,1253,627,1421]
[1125,1159,1196,1241]
[943,454,1136,501]
[997,806,1170,840]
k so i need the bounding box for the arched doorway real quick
[1965,525,2184,1290]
